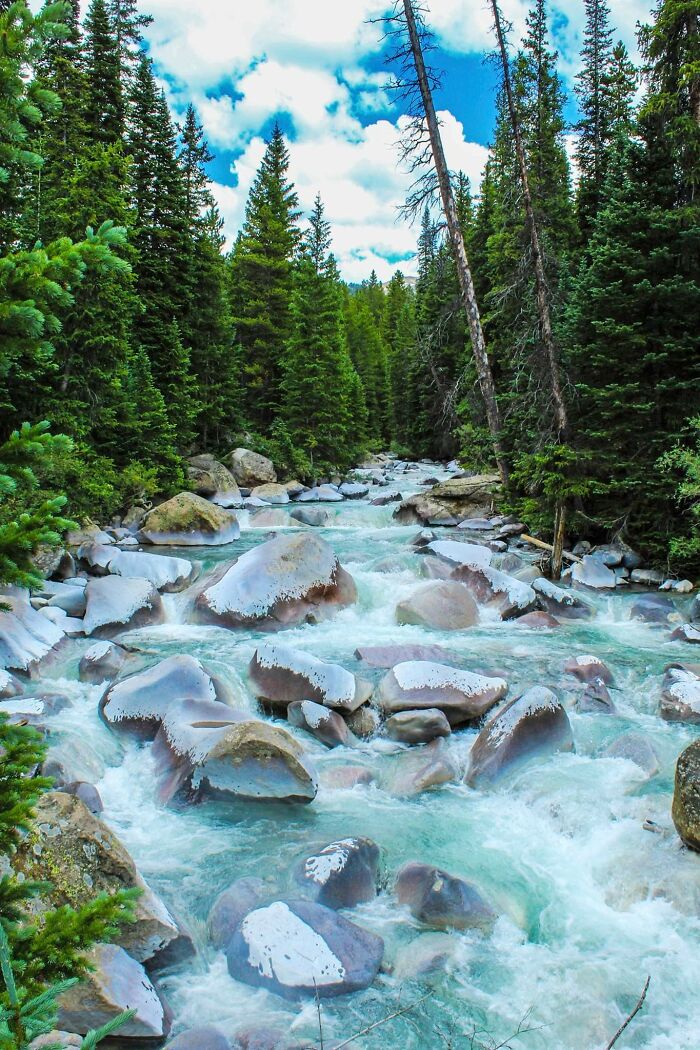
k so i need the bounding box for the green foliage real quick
[659,416,700,569]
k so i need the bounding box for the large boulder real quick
[671,623,700,644]
[153,706,318,805]
[630,593,679,625]
[229,448,277,488]
[338,482,369,499]
[450,564,536,619]
[395,862,495,931]
[532,578,593,620]
[287,700,352,748]
[385,739,459,796]
[394,474,501,526]
[293,838,380,909]
[604,732,660,776]
[295,485,344,503]
[0,668,23,698]
[249,643,370,712]
[571,556,617,590]
[672,740,700,850]
[0,593,65,673]
[78,640,129,683]
[225,899,383,999]
[195,533,357,630]
[289,506,330,527]
[563,654,613,684]
[379,661,507,726]
[58,944,167,1039]
[384,707,451,744]
[83,575,164,636]
[140,492,239,546]
[354,643,459,668]
[209,876,267,950]
[466,687,574,789]
[251,483,290,505]
[79,543,197,592]
[424,539,492,570]
[660,666,700,724]
[17,792,179,963]
[188,454,242,507]
[100,654,233,736]
[396,580,479,630]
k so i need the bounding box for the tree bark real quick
[402,0,509,486]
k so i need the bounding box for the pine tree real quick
[345,292,390,444]
[229,125,299,430]
[83,0,123,144]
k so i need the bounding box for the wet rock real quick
[576,677,616,714]
[384,708,451,744]
[630,568,664,586]
[513,610,561,629]
[79,543,197,592]
[58,943,167,1039]
[672,740,700,849]
[0,694,65,725]
[450,563,536,619]
[354,644,459,668]
[289,506,330,527]
[456,516,493,531]
[250,642,370,712]
[660,578,694,594]
[563,654,613,684]
[296,485,344,503]
[395,862,495,931]
[660,666,700,723]
[0,593,65,673]
[83,574,164,636]
[229,448,277,488]
[166,1028,232,1050]
[339,482,369,499]
[46,584,86,617]
[393,493,461,526]
[154,708,318,805]
[630,593,679,625]
[251,483,290,505]
[100,654,232,736]
[284,480,306,497]
[209,877,267,950]
[232,1027,305,1050]
[379,661,507,726]
[319,765,376,789]
[396,580,479,630]
[424,539,492,570]
[78,640,129,683]
[466,687,574,789]
[196,533,357,630]
[392,932,457,979]
[532,577,593,619]
[17,792,179,962]
[386,739,459,796]
[344,704,380,738]
[39,605,84,636]
[140,492,240,546]
[604,732,660,776]
[0,668,23,698]
[671,623,700,644]
[571,556,617,590]
[58,781,104,815]
[294,838,380,908]
[371,492,401,506]
[690,596,700,621]
[226,899,383,999]
[397,474,502,525]
[288,700,352,748]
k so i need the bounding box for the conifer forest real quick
[0,0,699,1047]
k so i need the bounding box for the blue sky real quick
[141,0,650,281]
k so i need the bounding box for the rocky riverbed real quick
[2,453,700,1049]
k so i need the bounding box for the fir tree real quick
[83,0,123,144]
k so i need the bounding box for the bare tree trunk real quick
[402,0,509,486]
[489,0,570,576]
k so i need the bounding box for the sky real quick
[140,0,653,282]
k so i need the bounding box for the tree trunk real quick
[402,0,509,486]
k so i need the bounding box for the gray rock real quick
[466,687,574,788]
[229,448,277,488]
[288,700,352,748]
[630,593,679,625]
[396,580,479,630]
[58,781,104,815]
[385,739,459,796]
[79,543,197,592]
[296,485,344,503]
[512,610,561,629]
[209,877,267,950]
[0,593,65,673]
[660,666,700,723]
[604,732,660,776]
[571,555,617,590]
[450,563,536,619]
[673,740,700,849]
[83,574,164,636]
[384,708,451,744]
[294,838,379,909]
[319,765,376,789]
[339,482,369,499]
[289,507,330,527]
[250,642,370,712]
[379,661,507,726]
[670,623,700,644]
[78,640,128,683]
[0,668,23,699]
[251,483,290,505]
[46,585,86,618]
[344,704,380,738]
[630,568,665,586]
[166,1028,232,1050]
[188,453,242,507]
[576,677,616,714]
[29,1032,82,1049]
[395,862,495,931]
[140,491,240,546]
[532,577,593,619]
[370,492,401,506]
[226,899,383,999]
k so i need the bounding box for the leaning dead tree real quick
[384,0,509,486]
[489,0,570,576]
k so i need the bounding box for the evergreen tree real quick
[83,0,123,144]
[345,292,390,444]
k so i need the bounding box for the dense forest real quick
[1,0,699,600]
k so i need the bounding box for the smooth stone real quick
[354,644,460,668]
[532,577,593,619]
[294,837,379,909]
[394,474,501,526]
[79,542,197,592]
[250,642,370,712]
[46,585,86,617]
[386,739,459,796]
[379,661,507,726]
[395,862,496,931]
[288,700,352,748]
[513,610,561,629]
[195,533,357,630]
[604,732,660,776]
[226,898,384,999]
[78,640,128,683]
[38,606,84,636]
[0,593,65,673]
[384,708,451,744]
[83,574,164,637]
[229,448,277,487]
[29,1034,82,1049]
[660,666,700,723]
[457,517,493,531]
[466,687,574,788]
[630,568,664,586]
[396,580,479,630]
[58,781,104,815]
[284,480,307,497]
[166,1028,232,1050]
[563,654,613,684]
[344,704,380,738]
[370,492,401,506]
[576,677,616,714]
[296,485,344,503]
[289,506,330,527]
[251,483,290,505]
[319,765,376,789]
[449,564,536,619]
[140,492,239,546]
[424,539,492,569]
[66,526,115,547]
[630,593,680,625]
[671,623,700,644]
[0,668,23,699]
[338,482,369,499]
[209,877,267,950]
[571,556,617,590]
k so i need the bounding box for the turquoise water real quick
[35,466,700,1049]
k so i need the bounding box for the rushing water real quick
[33,463,700,1049]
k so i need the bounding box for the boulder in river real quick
[396,580,479,630]
[466,687,574,789]
[78,640,128,683]
[354,643,460,668]
[294,838,380,909]
[58,943,167,1039]
[249,642,370,712]
[531,577,593,619]
[385,739,459,796]
[575,677,616,714]
[225,899,383,999]
[251,483,290,505]
[379,661,507,726]
[571,555,617,590]
[195,533,357,629]
[296,484,344,503]
[339,482,369,499]
[660,666,700,723]
[287,700,352,748]
[79,543,197,592]
[0,667,23,698]
[630,593,680,625]
[188,454,242,507]
[209,876,267,950]
[384,708,451,744]
[424,539,492,570]
[165,1028,232,1050]
[139,492,240,546]
[395,862,496,931]
[449,563,536,619]
[82,574,164,636]
[604,732,660,776]
[563,654,613,684]
[670,623,700,644]
[672,739,700,850]
[289,506,330,527]
[229,448,277,488]
[100,654,233,736]
[513,610,560,629]
[0,593,65,673]
[394,474,502,526]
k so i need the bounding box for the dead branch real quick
[330,992,430,1050]
[605,976,651,1050]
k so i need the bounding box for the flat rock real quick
[513,610,560,629]
[251,483,290,505]
[571,556,617,590]
[288,700,352,748]
[532,577,593,619]
[396,580,479,630]
[294,838,379,909]
[466,687,574,788]
[384,708,451,744]
[379,661,507,726]
[140,492,239,546]
[226,899,383,999]
[672,740,700,849]
[195,533,356,629]
[229,448,277,487]
[354,644,459,668]
[83,574,164,636]
[563,654,613,684]
[79,542,197,592]
[0,593,65,673]
[250,642,370,712]
[338,482,369,499]
[424,539,492,569]
[660,667,700,723]
[450,564,536,619]
[78,640,128,683]
[396,862,495,931]
[209,876,267,951]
